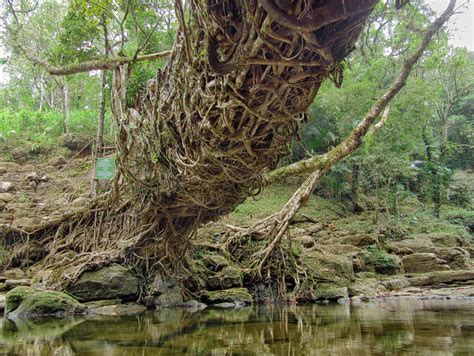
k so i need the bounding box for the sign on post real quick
[95,158,115,180]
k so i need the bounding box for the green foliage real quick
[366,245,399,275]
[0,109,112,149]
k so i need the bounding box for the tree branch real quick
[265,0,456,186]
[26,51,171,76]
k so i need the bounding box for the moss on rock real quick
[5,287,85,319]
[204,288,252,305]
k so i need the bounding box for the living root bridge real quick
[4,0,381,288]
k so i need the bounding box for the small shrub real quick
[366,245,399,275]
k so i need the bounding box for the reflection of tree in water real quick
[1,302,473,354]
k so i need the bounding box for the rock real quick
[5,279,31,288]
[5,286,85,319]
[154,286,183,308]
[68,264,139,301]
[348,278,387,296]
[402,253,450,273]
[221,266,242,289]
[59,134,92,152]
[0,276,7,282]
[414,233,465,248]
[150,273,183,308]
[387,238,434,255]
[3,269,26,279]
[206,265,243,290]
[214,302,237,308]
[0,193,14,203]
[312,286,349,301]
[436,247,470,270]
[340,234,381,247]
[382,277,411,291]
[72,197,88,207]
[150,273,177,295]
[48,156,67,167]
[0,200,5,210]
[408,270,474,287]
[26,172,39,182]
[204,288,253,305]
[294,235,315,248]
[303,250,354,280]
[89,303,146,316]
[251,283,279,304]
[204,254,230,271]
[0,181,14,193]
[182,300,207,312]
[84,299,122,308]
[0,283,7,292]
[10,148,28,162]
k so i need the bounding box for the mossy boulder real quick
[312,285,349,301]
[203,254,230,271]
[203,288,252,305]
[206,266,243,290]
[67,264,139,301]
[5,287,85,319]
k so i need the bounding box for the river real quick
[1,298,473,355]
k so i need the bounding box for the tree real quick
[2,0,458,291]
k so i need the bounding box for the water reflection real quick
[1,299,473,355]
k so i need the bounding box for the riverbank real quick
[0,146,473,316]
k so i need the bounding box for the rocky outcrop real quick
[407,270,474,287]
[402,253,450,273]
[5,286,85,319]
[67,264,139,301]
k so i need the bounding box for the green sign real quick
[95,158,115,180]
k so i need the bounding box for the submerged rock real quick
[67,264,139,301]
[5,286,85,319]
[89,303,146,316]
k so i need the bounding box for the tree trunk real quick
[60,83,69,134]
[15,0,391,286]
[91,18,110,198]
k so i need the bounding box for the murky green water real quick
[1,299,473,355]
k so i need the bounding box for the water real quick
[1,299,473,355]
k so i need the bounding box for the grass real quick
[225,183,346,227]
[211,182,472,244]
